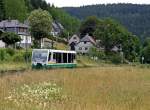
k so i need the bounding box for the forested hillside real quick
[0,0,80,35]
[63,4,150,40]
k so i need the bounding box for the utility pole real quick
[142,56,144,64]
[25,35,28,64]
[51,34,54,49]
[67,32,70,44]
[119,44,124,63]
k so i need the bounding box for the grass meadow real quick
[0,62,30,74]
[0,66,150,110]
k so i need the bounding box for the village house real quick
[69,34,80,44]
[0,20,31,48]
[0,40,5,48]
[0,29,5,48]
[75,34,96,54]
[51,21,64,37]
[69,34,80,50]
[69,34,96,54]
[0,19,65,48]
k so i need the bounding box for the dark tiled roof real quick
[52,21,64,33]
[0,20,28,28]
[0,29,4,32]
[80,34,96,45]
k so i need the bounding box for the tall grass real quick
[0,66,150,110]
[0,62,30,73]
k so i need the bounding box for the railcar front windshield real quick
[32,50,48,63]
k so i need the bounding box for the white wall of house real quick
[0,40,5,48]
[19,35,31,44]
[75,41,94,53]
[69,35,80,44]
[18,35,32,48]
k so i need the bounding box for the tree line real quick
[63,4,150,41]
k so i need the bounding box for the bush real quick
[12,51,32,63]
[0,49,32,63]
[12,53,25,62]
[0,49,6,61]
[142,44,150,64]
[23,51,32,62]
[89,47,105,59]
[5,48,15,56]
[109,53,123,64]
[0,49,12,61]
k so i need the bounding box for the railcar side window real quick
[73,54,76,60]
[68,53,75,63]
[48,53,51,61]
[68,53,71,63]
[71,54,74,63]
[53,53,56,60]
[55,53,62,63]
[63,53,67,63]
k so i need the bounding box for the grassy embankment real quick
[0,43,68,73]
[0,62,30,74]
[0,54,110,74]
[0,66,150,110]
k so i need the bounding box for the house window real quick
[19,28,23,32]
[19,28,27,33]
[73,37,77,40]
[79,47,82,50]
[85,47,88,50]
[84,41,87,44]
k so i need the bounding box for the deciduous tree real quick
[79,16,99,38]
[28,9,52,48]
[94,18,141,62]
[1,32,21,47]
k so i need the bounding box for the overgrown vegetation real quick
[0,48,31,73]
[0,48,32,62]
[6,82,67,107]
[0,67,150,109]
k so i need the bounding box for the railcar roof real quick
[33,49,76,54]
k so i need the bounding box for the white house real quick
[75,34,96,54]
[0,40,5,48]
[0,29,5,48]
[69,34,80,45]
[0,20,31,48]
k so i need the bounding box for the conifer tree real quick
[0,0,5,20]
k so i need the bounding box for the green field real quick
[0,66,150,110]
[0,62,30,74]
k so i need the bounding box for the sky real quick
[46,0,150,7]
